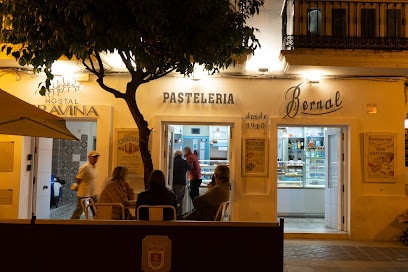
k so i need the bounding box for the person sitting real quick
[136,169,177,220]
[99,166,135,220]
[182,164,231,221]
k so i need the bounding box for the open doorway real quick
[165,124,231,215]
[50,120,97,211]
[277,125,347,233]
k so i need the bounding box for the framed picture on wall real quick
[242,138,268,177]
[115,129,144,178]
[363,132,396,182]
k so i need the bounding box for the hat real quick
[88,151,100,157]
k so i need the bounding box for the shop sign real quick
[283,82,343,118]
[38,104,99,117]
[163,91,234,104]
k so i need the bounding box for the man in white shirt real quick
[70,151,100,219]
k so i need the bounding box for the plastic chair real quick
[214,201,230,221]
[85,202,125,220]
[80,197,95,219]
[136,205,177,221]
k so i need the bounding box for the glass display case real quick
[304,147,325,187]
[277,127,326,188]
[277,160,304,187]
[199,160,229,187]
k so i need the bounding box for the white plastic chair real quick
[214,201,230,221]
[80,197,95,219]
[136,205,177,221]
[85,202,125,220]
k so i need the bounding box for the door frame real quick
[273,119,350,233]
[154,115,239,218]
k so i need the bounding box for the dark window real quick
[308,9,321,35]
[191,128,200,134]
[332,9,346,37]
[387,9,401,38]
[361,9,376,37]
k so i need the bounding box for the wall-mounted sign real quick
[115,129,143,178]
[242,138,268,177]
[363,132,396,182]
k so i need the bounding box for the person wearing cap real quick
[70,150,100,219]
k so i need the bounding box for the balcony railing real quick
[282,0,408,50]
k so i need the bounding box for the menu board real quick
[242,138,268,176]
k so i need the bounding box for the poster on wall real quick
[116,129,143,178]
[364,132,396,182]
[405,129,408,167]
[242,138,268,177]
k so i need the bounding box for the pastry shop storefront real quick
[0,72,407,241]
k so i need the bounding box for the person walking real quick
[172,150,191,216]
[70,150,100,219]
[183,146,202,201]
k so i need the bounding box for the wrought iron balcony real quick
[282,0,408,50]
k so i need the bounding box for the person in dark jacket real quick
[136,169,177,220]
[172,150,191,216]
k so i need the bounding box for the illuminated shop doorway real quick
[277,125,347,233]
[164,123,231,215]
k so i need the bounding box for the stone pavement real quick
[284,239,408,272]
[49,204,408,271]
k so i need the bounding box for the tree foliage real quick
[0,0,264,187]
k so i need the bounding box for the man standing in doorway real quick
[70,151,100,219]
[172,150,191,217]
[184,146,202,201]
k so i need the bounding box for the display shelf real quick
[305,148,325,188]
[277,160,304,187]
[278,127,327,189]
[199,160,229,186]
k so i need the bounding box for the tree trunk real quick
[124,89,153,189]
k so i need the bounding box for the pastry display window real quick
[277,127,326,188]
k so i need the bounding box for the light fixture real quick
[191,63,207,81]
[404,114,408,129]
[367,104,377,114]
[304,71,321,84]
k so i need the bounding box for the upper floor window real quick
[361,9,376,37]
[308,8,321,35]
[387,9,401,38]
[332,9,346,37]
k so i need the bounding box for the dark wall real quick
[0,219,284,272]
